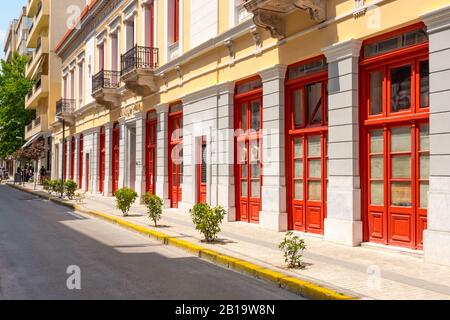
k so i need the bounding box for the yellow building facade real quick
[53,0,450,265]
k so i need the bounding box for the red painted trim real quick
[362,22,426,46]
[168,102,183,208]
[146,111,157,195]
[78,134,84,188]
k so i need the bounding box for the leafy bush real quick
[115,188,138,216]
[52,179,65,196]
[189,203,226,242]
[279,232,306,269]
[144,193,163,227]
[43,179,52,194]
[65,180,78,200]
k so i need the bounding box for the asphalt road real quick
[0,185,302,300]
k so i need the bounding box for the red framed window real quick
[146,111,157,195]
[168,103,183,208]
[361,23,429,250]
[234,77,263,224]
[285,57,328,235]
[174,0,180,43]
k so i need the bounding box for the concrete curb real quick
[7,183,357,300]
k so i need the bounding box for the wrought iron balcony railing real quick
[56,99,75,116]
[120,46,158,77]
[92,70,121,94]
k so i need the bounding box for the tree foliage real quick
[0,52,35,159]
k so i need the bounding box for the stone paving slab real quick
[12,182,450,300]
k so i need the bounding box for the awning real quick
[22,132,43,149]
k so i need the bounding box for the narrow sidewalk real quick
[9,182,450,300]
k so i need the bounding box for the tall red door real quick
[85,154,90,192]
[70,137,75,180]
[112,123,120,195]
[99,127,105,193]
[361,24,429,249]
[146,111,157,195]
[235,78,263,223]
[78,134,84,188]
[168,103,183,208]
[63,139,67,181]
[286,58,328,234]
[197,137,207,204]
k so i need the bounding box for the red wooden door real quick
[99,127,105,193]
[78,134,84,188]
[168,105,183,208]
[112,123,120,195]
[85,154,90,192]
[70,138,75,180]
[235,79,262,224]
[146,112,157,194]
[361,25,429,249]
[63,140,67,181]
[286,59,328,234]
[197,137,207,203]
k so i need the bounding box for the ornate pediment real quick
[244,0,326,39]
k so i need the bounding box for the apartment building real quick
[24,0,85,175]
[53,0,450,266]
[3,19,18,62]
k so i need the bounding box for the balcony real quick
[25,117,45,141]
[92,70,121,109]
[120,46,158,96]
[25,75,48,109]
[27,1,49,48]
[55,99,76,125]
[244,0,326,39]
[25,35,49,78]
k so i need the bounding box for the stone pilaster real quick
[118,119,127,189]
[135,112,147,200]
[103,123,114,197]
[91,128,100,193]
[259,65,288,232]
[155,104,170,207]
[322,39,363,246]
[73,134,80,187]
[422,5,450,266]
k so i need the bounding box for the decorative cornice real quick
[259,64,287,81]
[322,39,363,63]
[422,4,450,34]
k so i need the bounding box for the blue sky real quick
[0,0,28,59]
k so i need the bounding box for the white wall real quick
[190,0,218,48]
[84,36,95,106]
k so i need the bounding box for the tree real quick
[0,52,35,159]
[24,139,47,189]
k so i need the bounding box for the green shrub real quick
[279,232,306,269]
[43,179,52,194]
[189,203,226,242]
[115,188,138,216]
[65,180,78,200]
[144,193,163,227]
[52,179,65,196]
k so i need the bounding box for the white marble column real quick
[104,123,114,197]
[322,39,363,246]
[422,5,450,266]
[155,104,170,208]
[118,119,127,189]
[91,128,101,193]
[259,65,288,232]
[135,112,147,200]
